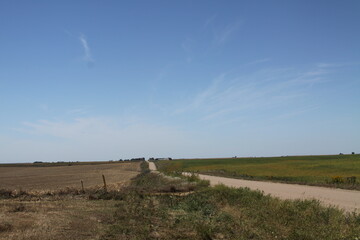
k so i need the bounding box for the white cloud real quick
[79,33,94,63]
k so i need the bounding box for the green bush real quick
[331,176,344,184]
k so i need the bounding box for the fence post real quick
[102,174,107,192]
[81,180,85,193]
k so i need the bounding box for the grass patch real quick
[129,171,209,194]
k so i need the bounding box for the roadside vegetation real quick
[1,161,359,240]
[155,154,360,190]
[102,162,360,240]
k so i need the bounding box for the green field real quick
[155,154,360,189]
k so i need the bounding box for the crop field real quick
[155,154,360,188]
[0,161,141,240]
[0,162,140,191]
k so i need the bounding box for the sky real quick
[1,0,359,163]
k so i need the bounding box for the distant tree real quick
[352,152,355,155]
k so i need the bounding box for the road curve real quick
[149,161,359,213]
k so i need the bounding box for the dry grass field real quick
[0,161,141,240]
[0,162,140,192]
[0,198,118,240]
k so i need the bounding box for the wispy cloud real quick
[39,104,49,111]
[79,33,94,63]
[175,65,329,123]
[317,62,360,68]
[181,38,195,63]
[174,74,225,114]
[271,105,320,121]
[203,14,217,29]
[245,58,271,66]
[213,21,241,45]
[67,108,89,115]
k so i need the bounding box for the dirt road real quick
[148,161,157,171]
[149,162,359,213]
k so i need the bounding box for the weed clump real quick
[88,189,125,200]
[128,171,208,194]
[0,189,32,199]
[9,204,26,212]
[331,176,344,184]
[0,189,13,199]
[0,222,13,232]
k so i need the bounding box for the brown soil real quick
[0,162,140,192]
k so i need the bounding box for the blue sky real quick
[1,0,359,162]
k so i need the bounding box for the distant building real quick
[130,158,145,161]
[155,157,172,161]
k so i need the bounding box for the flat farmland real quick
[156,154,360,189]
[0,162,140,191]
[1,162,359,240]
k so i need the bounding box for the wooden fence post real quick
[102,174,107,192]
[81,180,85,193]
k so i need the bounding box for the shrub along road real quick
[149,161,360,213]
